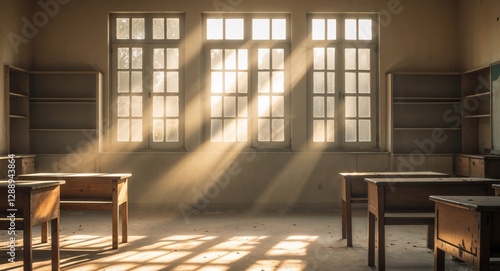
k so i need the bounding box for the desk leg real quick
[345,198,353,247]
[41,221,48,243]
[434,247,445,271]
[368,211,375,267]
[427,224,434,250]
[23,222,33,271]
[51,217,60,271]
[377,212,385,271]
[122,201,128,243]
[341,199,347,239]
[112,201,118,249]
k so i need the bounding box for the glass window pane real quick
[154,49,165,69]
[153,119,164,142]
[153,72,165,93]
[131,119,142,142]
[117,97,130,117]
[272,71,284,93]
[313,120,325,142]
[359,120,371,142]
[326,120,335,142]
[166,48,179,69]
[345,72,357,94]
[211,49,223,70]
[118,71,129,93]
[237,119,248,142]
[359,19,372,40]
[117,119,130,142]
[313,48,325,70]
[132,18,145,40]
[313,97,325,118]
[258,72,270,93]
[131,48,143,69]
[211,96,222,117]
[211,120,222,142]
[272,49,285,70]
[211,72,223,93]
[258,96,270,117]
[166,72,179,93]
[166,119,179,142]
[313,72,325,94]
[238,72,248,93]
[167,18,180,39]
[345,48,356,70]
[345,96,357,118]
[258,49,270,69]
[272,119,285,141]
[238,49,248,70]
[131,71,143,93]
[358,48,370,70]
[225,49,237,70]
[207,19,223,40]
[116,18,130,39]
[312,19,325,40]
[258,119,271,141]
[118,48,129,69]
[359,96,371,117]
[226,19,244,40]
[327,72,335,93]
[153,18,165,40]
[327,19,336,40]
[224,119,236,142]
[359,72,371,94]
[253,19,270,40]
[224,96,236,117]
[345,19,357,40]
[327,97,335,118]
[153,96,164,117]
[225,72,236,93]
[238,97,248,117]
[166,96,179,117]
[272,19,286,40]
[345,120,357,142]
[327,48,335,70]
[131,96,142,117]
[272,96,284,117]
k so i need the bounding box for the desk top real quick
[365,177,500,186]
[493,184,500,189]
[430,196,500,211]
[339,171,448,177]
[18,173,132,179]
[0,155,36,159]
[0,180,65,190]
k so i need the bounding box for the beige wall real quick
[459,0,500,70]
[3,0,461,210]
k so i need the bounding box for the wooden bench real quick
[339,171,450,246]
[0,180,64,271]
[18,173,131,249]
[365,177,500,271]
[494,184,500,196]
[431,196,500,271]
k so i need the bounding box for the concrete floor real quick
[1,208,498,271]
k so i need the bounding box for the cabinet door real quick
[453,155,470,176]
[469,158,485,178]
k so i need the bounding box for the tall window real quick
[110,14,184,150]
[309,15,378,150]
[204,14,290,148]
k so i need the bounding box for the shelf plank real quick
[30,129,97,132]
[30,97,96,102]
[10,114,29,119]
[394,97,461,101]
[463,114,491,119]
[9,92,29,98]
[463,92,490,99]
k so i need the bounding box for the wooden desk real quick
[0,180,64,271]
[494,184,500,196]
[366,177,500,271]
[339,171,450,246]
[18,173,131,249]
[431,196,500,271]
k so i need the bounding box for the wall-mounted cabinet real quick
[4,66,30,154]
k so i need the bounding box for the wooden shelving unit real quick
[29,71,102,154]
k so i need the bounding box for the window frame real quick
[307,13,379,151]
[109,13,185,151]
